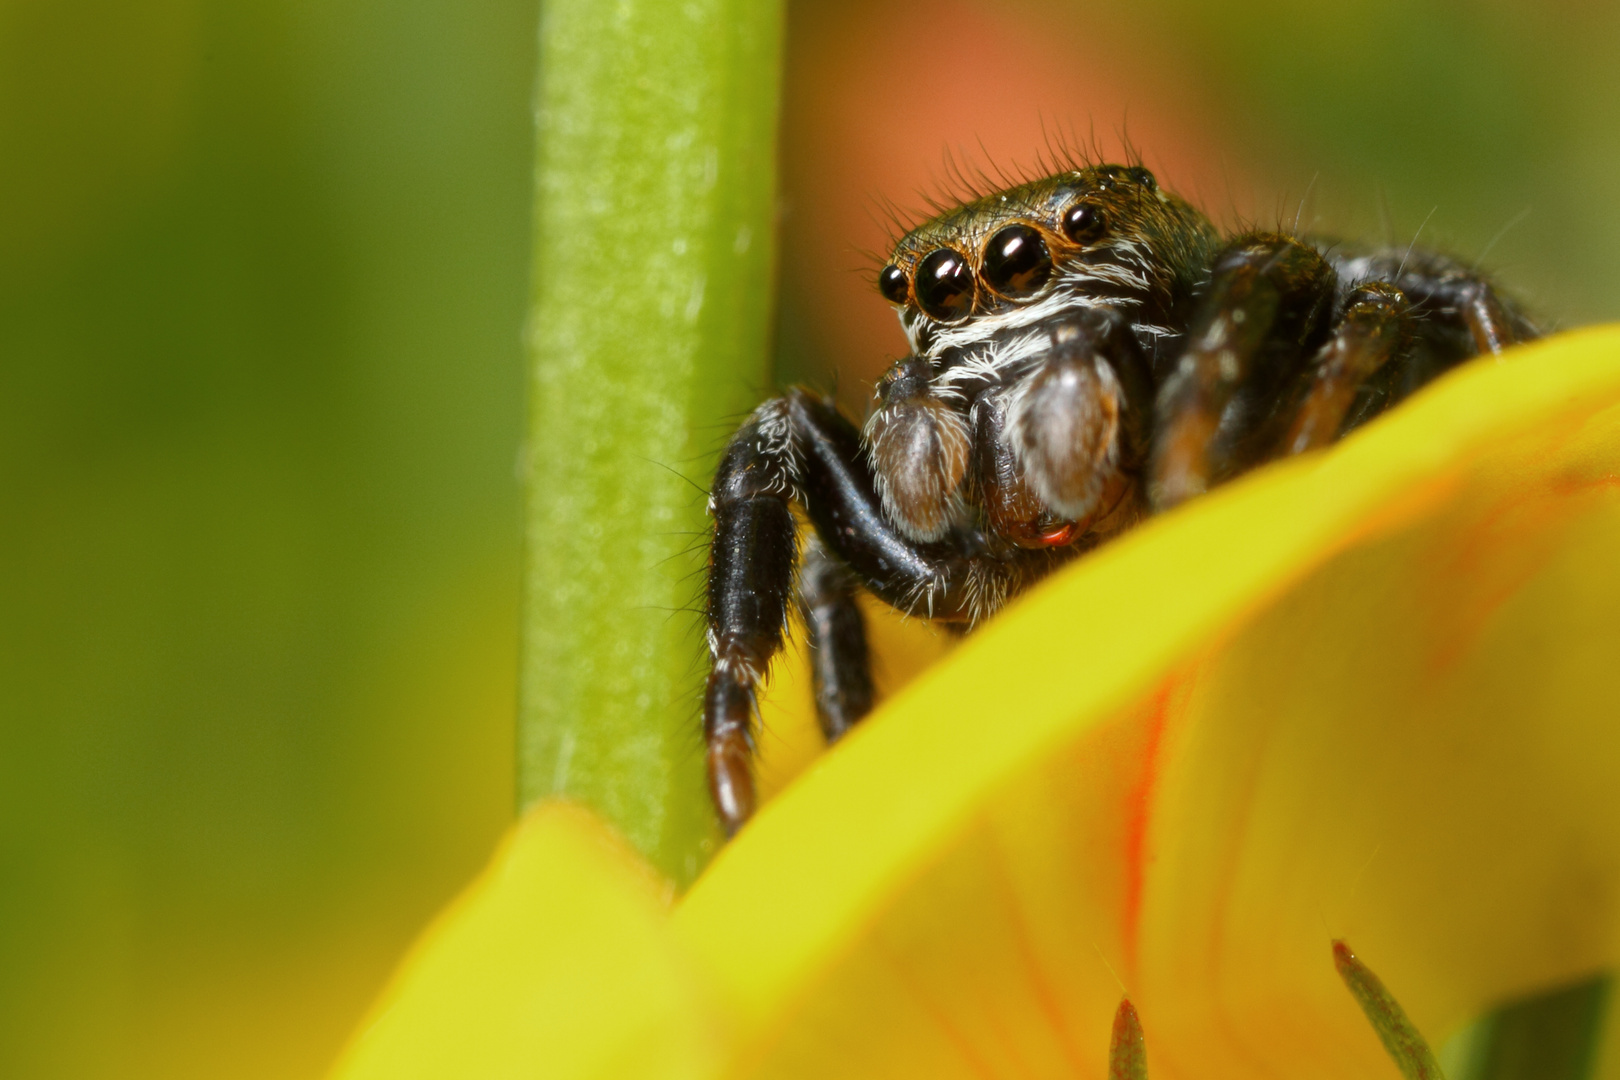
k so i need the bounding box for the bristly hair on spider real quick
[875,120,1141,249]
[701,155,1537,833]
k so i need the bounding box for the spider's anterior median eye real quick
[981,224,1052,298]
[878,264,909,304]
[914,248,975,321]
[1062,202,1106,244]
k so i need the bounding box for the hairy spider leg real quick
[1150,234,1338,507]
[705,389,1064,833]
[797,535,874,742]
[1450,276,1519,354]
[789,390,981,619]
[1333,249,1537,358]
[705,405,800,830]
[1291,249,1543,447]
[1284,282,1412,454]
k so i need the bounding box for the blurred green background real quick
[1,0,1616,1076]
[0,0,532,1075]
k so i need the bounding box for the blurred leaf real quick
[1446,976,1611,1080]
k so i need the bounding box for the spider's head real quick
[864,165,1209,549]
[878,164,1209,358]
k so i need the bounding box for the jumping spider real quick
[704,162,1537,833]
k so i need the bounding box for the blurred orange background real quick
[2,0,1616,1075]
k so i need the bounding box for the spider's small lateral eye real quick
[1062,202,1106,245]
[982,224,1052,298]
[914,248,975,321]
[878,264,910,304]
[1127,166,1156,189]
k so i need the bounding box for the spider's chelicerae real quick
[704,161,1537,832]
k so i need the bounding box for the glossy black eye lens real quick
[1127,166,1156,189]
[1062,202,1106,244]
[913,248,975,321]
[878,264,909,304]
[981,224,1052,298]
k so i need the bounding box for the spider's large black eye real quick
[914,248,975,321]
[1062,202,1106,244]
[878,264,909,304]
[981,224,1052,298]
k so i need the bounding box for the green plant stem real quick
[520,0,783,886]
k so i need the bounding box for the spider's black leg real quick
[1303,249,1543,440]
[1151,233,1337,508]
[787,388,981,619]
[1282,281,1411,454]
[797,535,873,743]
[1327,249,1539,357]
[787,387,1062,620]
[705,399,799,833]
[1392,258,1536,355]
[705,389,1056,832]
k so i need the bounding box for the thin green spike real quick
[1110,998,1148,1080]
[1335,940,1446,1080]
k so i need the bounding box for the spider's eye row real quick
[914,248,975,322]
[982,224,1052,298]
[878,264,909,304]
[1062,202,1106,244]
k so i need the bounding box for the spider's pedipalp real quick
[1007,322,1128,523]
[865,357,971,542]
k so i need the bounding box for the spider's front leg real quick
[705,390,935,833]
[1151,234,1337,507]
[704,399,800,830]
[705,388,1044,833]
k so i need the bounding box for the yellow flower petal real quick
[330,800,722,1080]
[676,326,1620,1080]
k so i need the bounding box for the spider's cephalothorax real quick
[703,163,1537,832]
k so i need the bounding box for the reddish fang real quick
[1038,522,1079,546]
